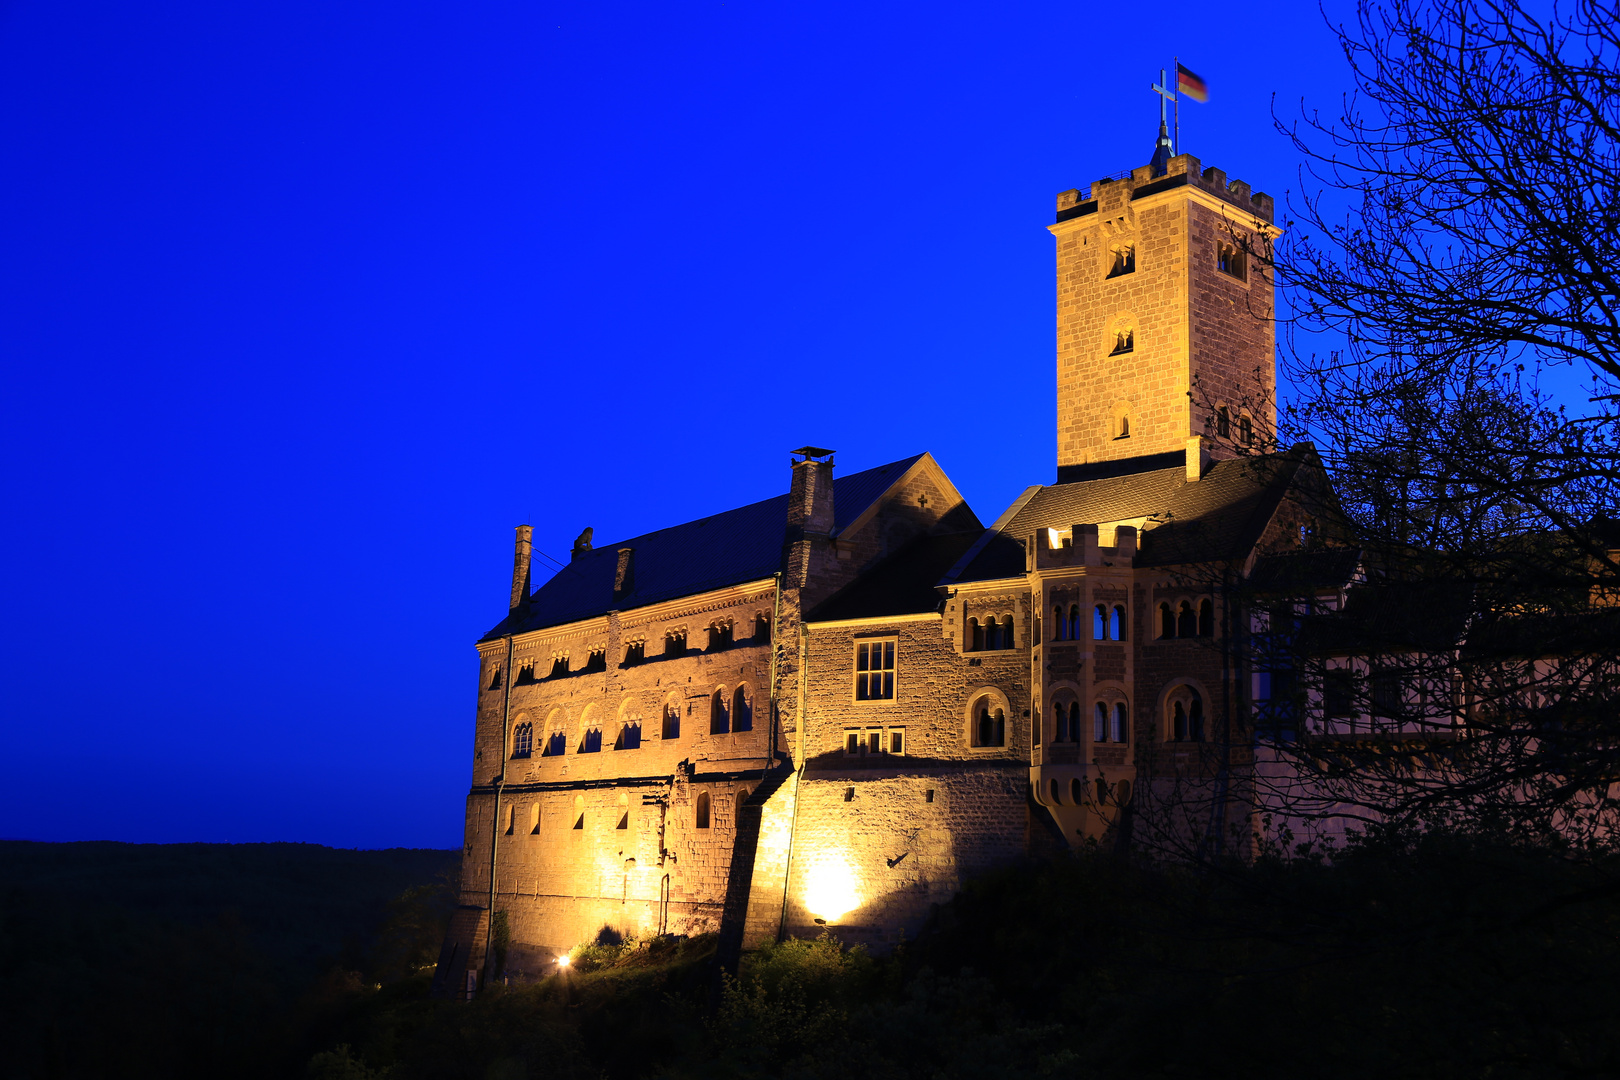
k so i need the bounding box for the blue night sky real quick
[1,1,1357,848]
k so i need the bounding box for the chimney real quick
[787,446,836,535]
[613,547,635,602]
[510,525,533,611]
[1185,436,1207,481]
[1115,525,1138,561]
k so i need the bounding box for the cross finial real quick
[1149,67,1177,175]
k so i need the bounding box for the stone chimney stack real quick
[784,446,837,591]
[510,525,533,611]
[786,446,836,536]
[613,547,635,602]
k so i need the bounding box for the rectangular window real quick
[1372,670,1404,717]
[845,730,861,755]
[866,728,883,754]
[888,728,905,755]
[1324,669,1357,718]
[854,639,896,701]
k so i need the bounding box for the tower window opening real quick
[1068,604,1081,641]
[1053,604,1065,641]
[661,702,681,740]
[1160,602,1176,639]
[1110,604,1126,641]
[1112,701,1129,744]
[1094,604,1107,641]
[1069,701,1082,742]
[968,617,984,652]
[1240,414,1254,446]
[1107,243,1136,278]
[1110,329,1135,356]
[1118,414,1131,439]
[1055,700,1070,742]
[1177,601,1197,638]
[732,685,752,731]
[1217,242,1247,281]
[1216,406,1231,439]
[511,722,533,759]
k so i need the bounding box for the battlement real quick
[1054,153,1274,224]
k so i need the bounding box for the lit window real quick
[855,640,896,700]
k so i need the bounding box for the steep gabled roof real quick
[949,451,1309,585]
[483,455,925,640]
[807,531,983,623]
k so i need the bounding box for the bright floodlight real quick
[557,954,571,968]
[803,857,860,923]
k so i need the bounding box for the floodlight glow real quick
[803,857,860,923]
[556,954,571,968]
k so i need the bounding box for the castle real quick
[435,139,1331,994]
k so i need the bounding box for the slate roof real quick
[807,532,983,623]
[950,451,1309,584]
[483,455,925,640]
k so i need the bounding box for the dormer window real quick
[1107,243,1136,278]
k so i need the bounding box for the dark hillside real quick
[0,841,458,1080]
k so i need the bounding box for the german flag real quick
[1177,63,1208,104]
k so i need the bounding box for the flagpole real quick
[1173,55,1180,154]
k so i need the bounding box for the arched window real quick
[1071,777,1084,804]
[968,617,984,652]
[1094,702,1108,742]
[1112,702,1128,744]
[1052,604,1064,641]
[1198,599,1214,637]
[1239,414,1254,446]
[1216,405,1231,439]
[1001,615,1014,649]
[1055,700,1070,742]
[1093,604,1107,640]
[662,702,680,740]
[710,690,729,735]
[617,719,641,750]
[1168,687,1206,742]
[1110,604,1126,641]
[732,686,752,732]
[695,792,710,829]
[1160,602,1175,639]
[1118,414,1131,438]
[579,726,602,754]
[973,701,1006,748]
[985,617,1001,651]
[1108,243,1136,278]
[1177,601,1197,638]
[1068,605,1080,640]
[511,722,533,759]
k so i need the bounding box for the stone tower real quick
[1049,151,1277,482]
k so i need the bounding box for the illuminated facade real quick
[437,146,1315,992]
